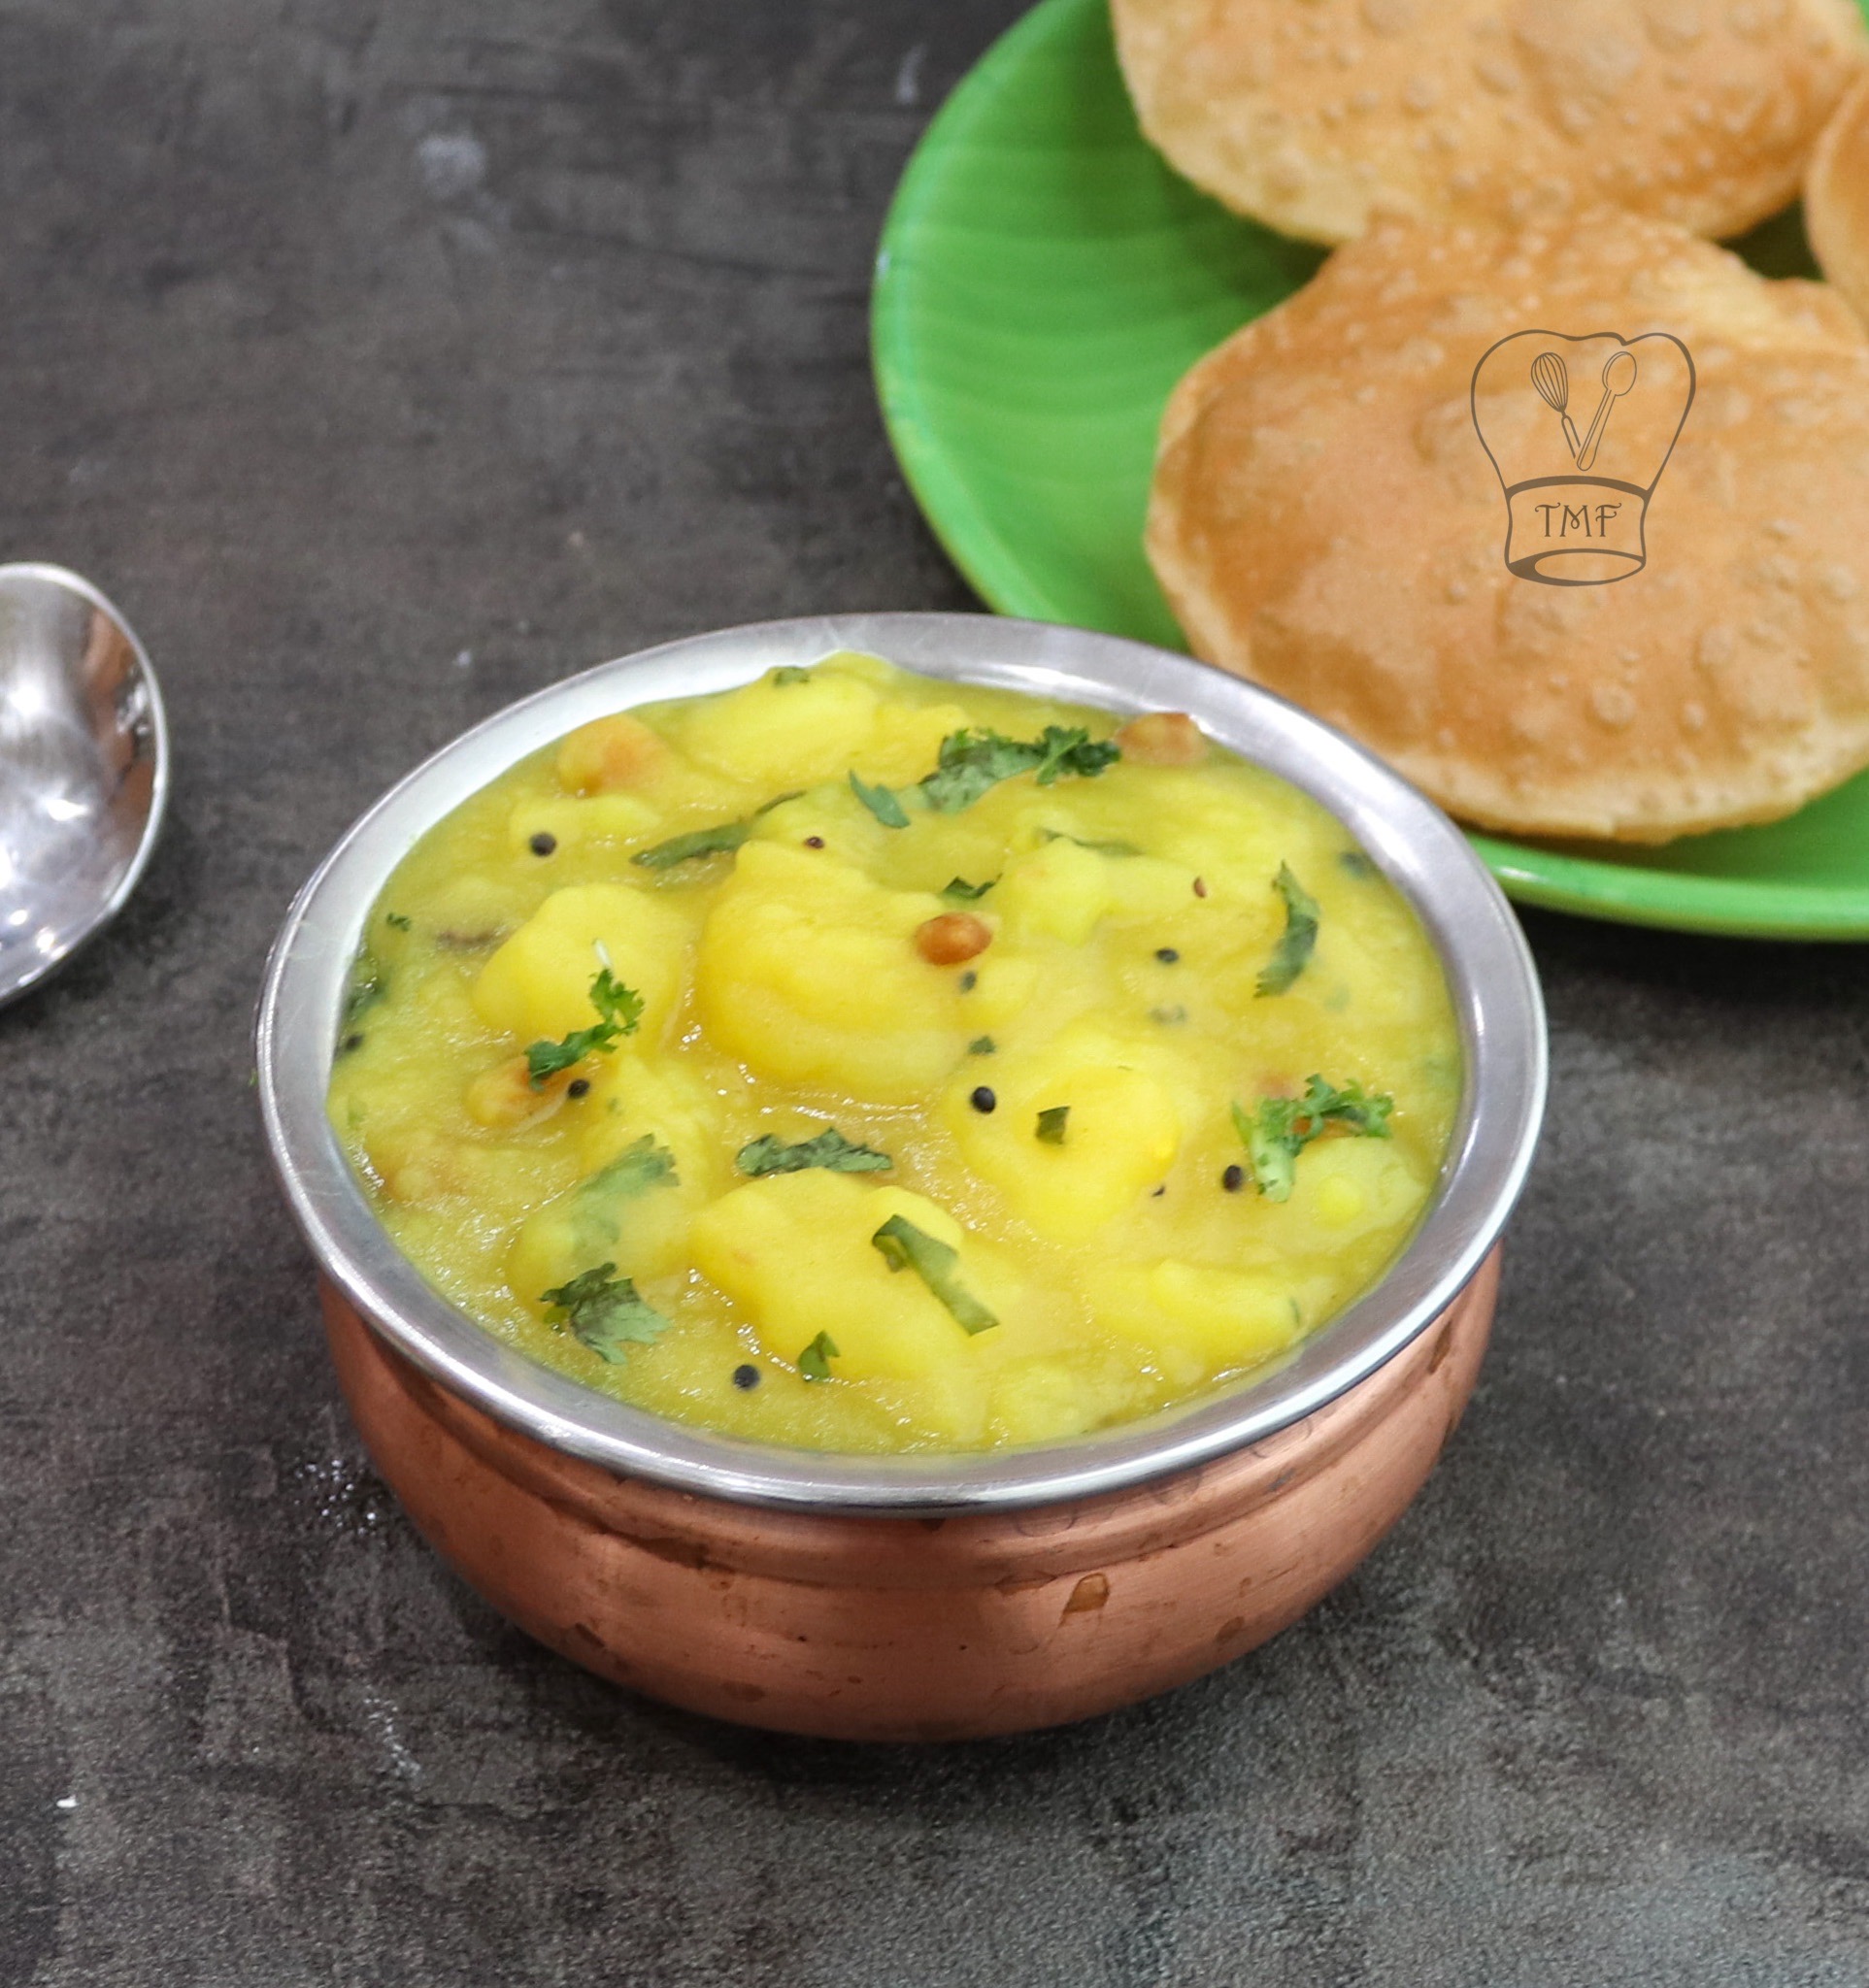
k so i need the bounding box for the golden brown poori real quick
[1147,210,1869,843]
[1112,0,1868,247]
[1807,71,1869,328]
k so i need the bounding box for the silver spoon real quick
[0,563,168,1007]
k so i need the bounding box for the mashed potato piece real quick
[327,652,1459,1455]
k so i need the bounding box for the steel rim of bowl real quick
[257,612,1547,1513]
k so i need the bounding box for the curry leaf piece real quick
[870,1214,998,1335]
[772,666,814,685]
[968,1036,996,1055]
[736,1127,893,1176]
[524,966,645,1087]
[540,1262,671,1363]
[1035,1106,1070,1145]
[918,724,1120,814]
[631,819,750,870]
[752,789,806,816]
[848,770,909,829]
[943,876,995,901]
[1256,864,1321,997]
[384,911,413,931]
[797,1330,840,1381]
[1232,1076,1394,1203]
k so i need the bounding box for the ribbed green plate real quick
[873,0,1869,939]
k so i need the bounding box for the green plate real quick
[872,0,1869,939]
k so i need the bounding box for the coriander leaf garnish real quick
[797,1330,840,1380]
[736,1127,893,1176]
[524,967,644,1087]
[540,1262,671,1362]
[1256,864,1320,997]
[341,952,386,1033]
[384,911,413,932]
[1338,850,1375,879]
[942,876,995,901]
[871,1214,997,1335]
[1231,1075,1394,1203]
[632,819,749,869]
[576,1137,680,1240]
[1039,829,1141,856]
[583,1134,679,1198]
[772,666,814,685]
[918,730,1040,813]
[1230,1098,1294,1202]
[848,770,909,828]
[968,1036,996,1055]
[918,725,1121,814]
[753,789,806,816]
[572,1135,680,1247]
[1306,1079,1391,1138]
[1035,1106,1070,1144]
[1033,726,1121,786]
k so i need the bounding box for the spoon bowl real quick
[0,564,168,1007]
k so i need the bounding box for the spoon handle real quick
[1577,389,1619,472]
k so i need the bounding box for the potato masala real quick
[327,652,1459,1454]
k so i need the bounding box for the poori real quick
[1808,70,1869,328]
[1147,209,1869,842]
[1112,0,1868,246]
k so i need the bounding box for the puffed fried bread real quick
[1807,72,1869,329]
[1147,210,1869,842]
[1112,0,1868,246]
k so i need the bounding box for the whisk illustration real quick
[1530,348,1639,470]
[1530,351,1583,460]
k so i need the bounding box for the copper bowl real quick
[258,613,1546,1740]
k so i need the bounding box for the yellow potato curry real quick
[328,653,1460,1454]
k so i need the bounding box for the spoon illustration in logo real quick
[1576,349,1637,471]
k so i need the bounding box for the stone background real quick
[3,2,1866,1981]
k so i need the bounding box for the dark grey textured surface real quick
[3,3,1867,1982]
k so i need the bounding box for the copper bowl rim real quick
[255,612,1546,1514]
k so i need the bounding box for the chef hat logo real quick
[1470,329,1694,586]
